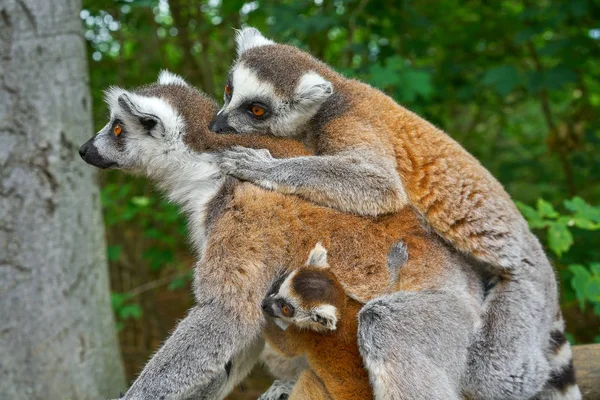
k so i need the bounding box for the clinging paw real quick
[257,380,295,400]
[218,146,275,182]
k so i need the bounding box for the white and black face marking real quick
[261,244,339,332]
[209,27,334,137]
[79,71,188,173]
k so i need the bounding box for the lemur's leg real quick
[121,249,275,399]
[219,147,407,216]
[260,344,308,381]
[289,370,332,400]
[463,238,576,399]
[358,290,474,400]
[119,303,265,400]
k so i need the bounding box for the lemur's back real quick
[209,181,483,304]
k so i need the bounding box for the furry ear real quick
[117,94,161,132]
[311,304,338,330]
[235,27,274,57]
[295,72,333,106]
[306,243,328,267]
[158,70,189,86]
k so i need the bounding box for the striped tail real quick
[535,318,581,400]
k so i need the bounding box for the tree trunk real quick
[0,0,126,398]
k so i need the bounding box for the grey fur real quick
[121,305,264,400]
[81,74,579,400]
[386,241,408,286]
[219,146,407,216]
[257,380,295,400]
[358,290,475,400]
[218,28,580,400]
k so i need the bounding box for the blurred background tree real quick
[0,0,125,398]
[79,0,600,397]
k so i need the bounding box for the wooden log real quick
[573,344,600,399]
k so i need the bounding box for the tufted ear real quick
[117,94,161,133]
[235,27,274,57]
[311,304,338,330]
[295,72,333,106]
[157,70,189,86]
[306,242,328,268]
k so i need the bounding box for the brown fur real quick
[264,266,371,400]
[237,44,528,271]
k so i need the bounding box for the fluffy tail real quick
[535,318,581,400]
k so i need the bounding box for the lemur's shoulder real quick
[317,76,526,270]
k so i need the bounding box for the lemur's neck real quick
[147,150,224,256]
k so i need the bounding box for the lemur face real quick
[209,27,333,138]
[261,244,342,332]
[79,71,215,175]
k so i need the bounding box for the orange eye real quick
[113,124,122,136]
[281,304,291,316]
[251,105,265,116]
[225,84,232,96]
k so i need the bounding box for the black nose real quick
[209,113,236,134]
[261,301,270,312]
[79,142,89,160]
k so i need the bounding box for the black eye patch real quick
[140,117,157,131]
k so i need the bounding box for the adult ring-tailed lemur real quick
[79,71,578,399]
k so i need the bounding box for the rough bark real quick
[573,344,600,400]
[0,0,126,398]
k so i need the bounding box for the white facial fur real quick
[87,73,223,255]
[218,65,333,137]
[235,27,274,58]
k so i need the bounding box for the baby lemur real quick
[262,243,406,400]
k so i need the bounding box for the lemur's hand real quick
[258,380,295,400]
[219,146,275,183]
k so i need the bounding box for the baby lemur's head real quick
[262,243,345,332]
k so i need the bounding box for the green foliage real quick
[517,197,600,257]
[111,292,143,330]
[83,0,600,343]
[519,197,600,339]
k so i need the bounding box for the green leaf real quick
[111,292,126,309]
[131,196,151,207]
[590,263,600,278]
[536,199,559,219]
[107,245,122,262]
[572,217,600,230]
[516,201,547,229]
[119,304,142,320]
[481,65,521,96]
[569,264,591,310]
[547,222,573,256]
[564,197,600,223]
[587,279,600,302]
[168,276,187,291]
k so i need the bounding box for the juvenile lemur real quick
[210,28,580,400]
[262,242,405,400]
[79,74,577,400]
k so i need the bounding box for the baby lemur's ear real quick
[306,242,328,267]
[311,304,338,331]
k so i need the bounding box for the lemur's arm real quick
[219,146,407,216]
[262,318,305,358]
